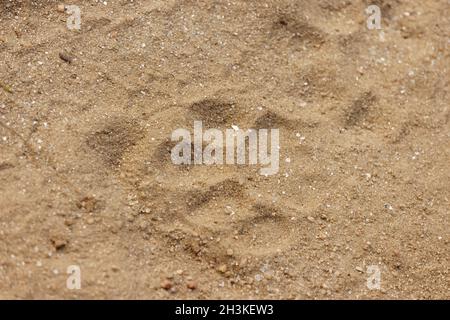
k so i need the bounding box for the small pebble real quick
[186,281,197,290]
[111,265,120,272]
[218,264,227,273]
[160,279,172,290]
[255,274,263,282]
[59,52,74,64]
[57,4,65,13]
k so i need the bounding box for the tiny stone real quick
[160,279,172,290]
[255,274,263,282]
[77,196,96,212]
[218,264,227,273]
[111,265,120,272]
[226,249,234,256]
[59,52,74,64]
[186,281,197,290]
[64,218,75,226]
[50,236,67,250]
[57,4,65,12]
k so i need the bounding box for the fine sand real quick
[0,0,449,299]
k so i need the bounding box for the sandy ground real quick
[0,0,449,299]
